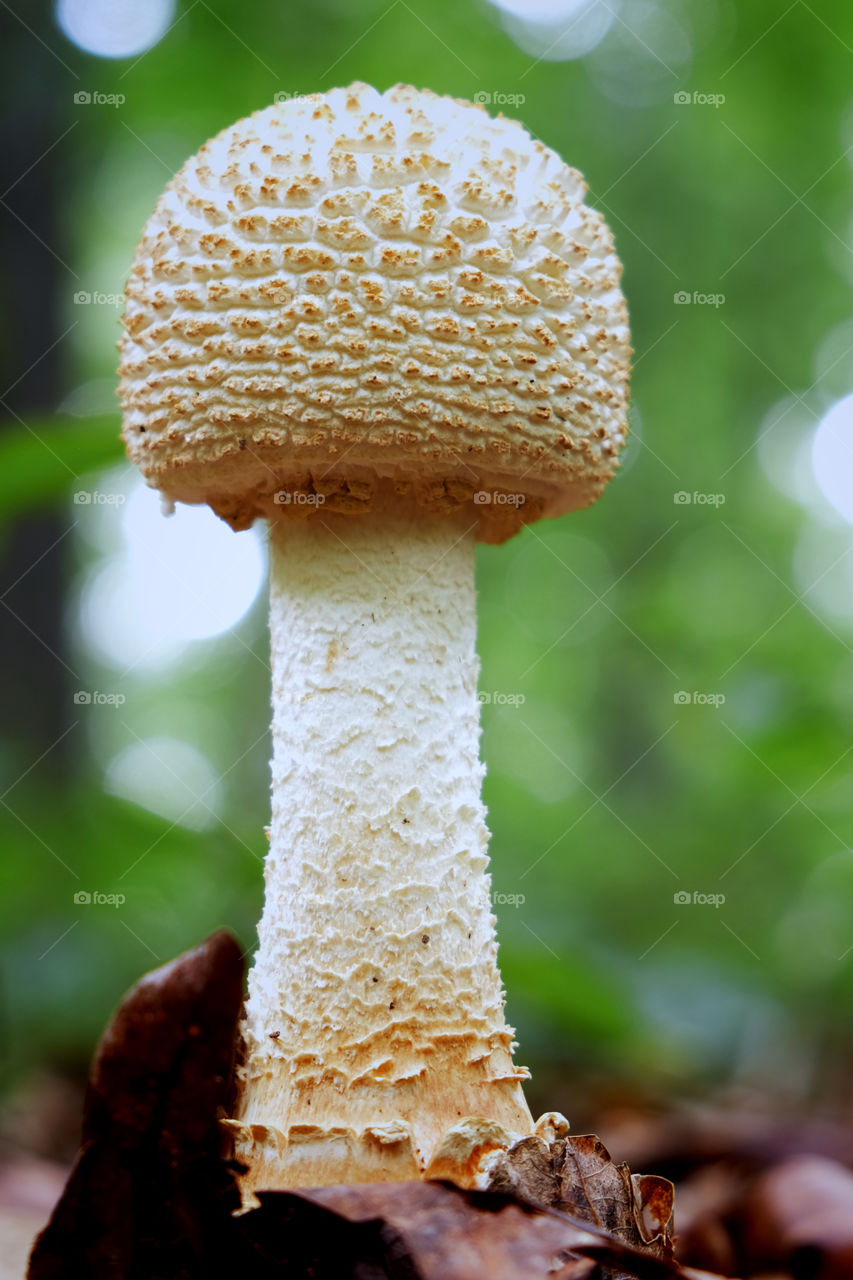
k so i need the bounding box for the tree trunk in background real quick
[0,0,73,778]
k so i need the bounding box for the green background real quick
[2,0,852,1128]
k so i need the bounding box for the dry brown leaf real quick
[247,1180,698,1280]
[488,1131,675,1263]
[28,931,245,1280]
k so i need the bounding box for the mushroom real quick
[118,83,630,1197]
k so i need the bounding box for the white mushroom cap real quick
[119,83,630,543]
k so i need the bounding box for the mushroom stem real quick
[228,511,533,1191]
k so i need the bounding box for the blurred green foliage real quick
[2,0,853,1122]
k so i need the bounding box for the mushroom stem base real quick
[226,1067,537,1198]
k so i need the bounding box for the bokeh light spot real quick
[106,736,222,830]
[487,0,616,62]
[812,393,853,524]
[56,0,175,59]
[78,477,266,670]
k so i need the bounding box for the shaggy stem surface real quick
[229,512,532,1191]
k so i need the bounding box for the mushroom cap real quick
[118,83,630,542]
